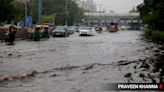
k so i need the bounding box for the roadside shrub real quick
[144,29,164,42]
[145,29,153,37]
[152,31,164,42]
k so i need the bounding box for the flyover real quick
[83,12,142,29]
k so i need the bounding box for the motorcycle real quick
[95,27,102,33]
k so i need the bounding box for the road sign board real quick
[27,16,33,28]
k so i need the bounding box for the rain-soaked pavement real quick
[0,30,163,92]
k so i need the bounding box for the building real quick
[84,12,142,28]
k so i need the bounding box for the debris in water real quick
[54,64,79,71]
[0,70,39,82]
[124,73,132,78]
[50,74,57,77]
[82,64,94,70]
[139,73,145,78]
[8,53,13,56]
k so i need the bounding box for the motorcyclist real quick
[95,25,102,33]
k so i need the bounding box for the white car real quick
[79,26,95,36]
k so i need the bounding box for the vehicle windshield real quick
[55,26,66,30]
[68,26,75,30]
[79,26,90,30]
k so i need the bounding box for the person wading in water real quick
[5,25,17,45]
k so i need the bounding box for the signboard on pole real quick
[19,21,25,28]
[27,16,33,28]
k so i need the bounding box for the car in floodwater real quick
[52,26,69,37]
[67,26,76,34]
[79,26,95,36]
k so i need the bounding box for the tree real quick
[41,0,84,25]
[0,0,25,23]
[67,1,84,25]
[137,0,164,31]
[0,0,15,23]
[42,14,56,23]
[12,0,25,22]
[28,0,38,23]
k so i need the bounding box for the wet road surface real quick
[0,30,159,92]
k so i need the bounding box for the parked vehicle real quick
[67,26,76,34]
[52,26,69,37]
[75,26,80,32]
[79,26,95,36]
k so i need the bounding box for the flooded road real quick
[0,30,160,92]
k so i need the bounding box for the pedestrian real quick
[6,25,17,45]
[45,27,49,38]
[40,27,45,38]
[33,27,40,41]
[28,28,34,40]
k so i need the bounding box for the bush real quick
[152,31,164,42]
[145,29,153,36]
[144,29,154,39]
[145,29,164,42]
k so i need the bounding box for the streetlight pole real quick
[65,0,68,26]
[25,0,29,27]
[104,8,107,26]
[99,4,102,18]
[91,0,94,26]
[82,0,84,10]
[99,4,103,26]
[38,0,42,23]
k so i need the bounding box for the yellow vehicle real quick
[35,24,49,29]
[35,24,49,38]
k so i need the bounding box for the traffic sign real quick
[27,16,33,28]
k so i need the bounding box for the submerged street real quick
[0,30,162,92]
[1,0,164,91]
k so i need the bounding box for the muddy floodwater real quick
[0,30,162,92]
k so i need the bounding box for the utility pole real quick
[104,8,107,26]
[38,0,42,23]
[91,0,94,26]
[99,4,102,26]
[65,0,68,26]
[104,8,107,18]
[82,0,84,10]
[99,4,102,18]
[25,0,29,27]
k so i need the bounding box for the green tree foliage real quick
[12,0,24,22]
[41,0,84,25]
[42,14,56,22]
[0,0,84,25]
[137,0,164,31]
[0,0,15,22]
[0,0,24,23]
[28,0,38,23]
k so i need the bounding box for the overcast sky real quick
[93,0,143,13]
